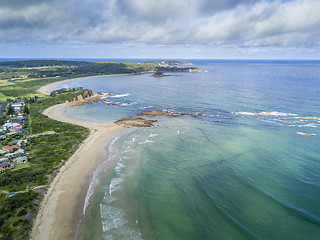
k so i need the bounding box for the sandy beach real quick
[30,103,125,240]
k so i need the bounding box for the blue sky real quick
[1,0,319,59]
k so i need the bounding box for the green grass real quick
[11,163,31,172]
[0,92,7,102]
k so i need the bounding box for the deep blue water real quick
[50,60,320,240]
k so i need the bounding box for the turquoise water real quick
[52,60,320,240]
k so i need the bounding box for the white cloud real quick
[0,0,319,49]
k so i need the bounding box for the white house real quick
[2,122,21,131]
[11,102,25,112]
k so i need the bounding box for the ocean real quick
[51,60,320,240]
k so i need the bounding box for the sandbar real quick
[30,103,125,240]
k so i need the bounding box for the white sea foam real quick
[109,93,131,98]
[83,167,101,216]
[115,162,125,173]
[297,132,316,136]
[109,136,119,153]
[104,194,116,204]
[140,105,154,109]
[100,205,127,231]
[298,124,317,128]
[139,139,154,144]
[124,146,132,153]
[235,111,297,116]
[83,136,120,215]
[149,133,158,138]
[109,177,124,195]
[120,103,132,106]
[100,204,142,239]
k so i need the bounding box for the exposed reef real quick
[151,72,169,77]
[138,110,202,118]
[115,117,157,127]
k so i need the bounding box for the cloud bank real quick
[0,0,319,48]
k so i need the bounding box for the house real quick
[15,156,28,163]
[2,144,20,153]
[16,99,25,103]
[0,135,6,140]
[10,125,23,132]
[5,149,25,160]
[3,122,21,131]
[11,102,25,112]
[5,149,24,160]
[17,139,28,147]
[7,131,18,138]
[4,152,16,160]
[10,116,25,123]
[0,162,14,171]
[0,157,9,163]
[0,150,7,156]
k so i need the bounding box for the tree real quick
[23,105,29,115]
[6,104,14,115]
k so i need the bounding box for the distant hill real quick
[143,60,192,66]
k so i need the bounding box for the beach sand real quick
[30,103,125,240]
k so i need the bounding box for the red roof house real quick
[11,126,23,131]
[2,144,20,153]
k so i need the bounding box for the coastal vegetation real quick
[0,89,90,239]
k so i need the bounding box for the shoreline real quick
[30,103,126,240]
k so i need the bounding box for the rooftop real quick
[2,144,20,150]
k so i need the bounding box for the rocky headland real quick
[65,90,115,106]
